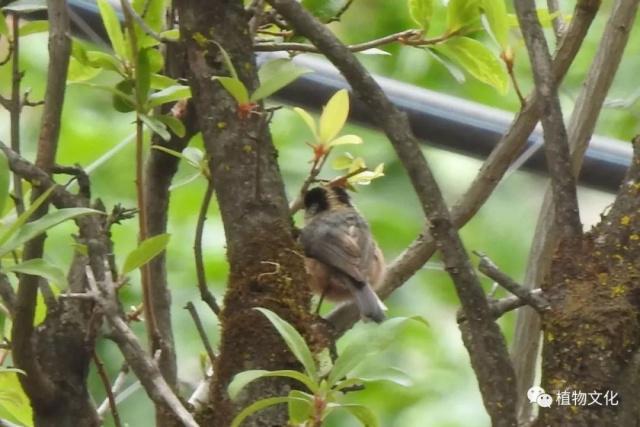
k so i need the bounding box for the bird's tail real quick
[352,284,387,323]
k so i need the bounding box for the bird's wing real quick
[300,210,372,283]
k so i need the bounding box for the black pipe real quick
[24,0,633,193]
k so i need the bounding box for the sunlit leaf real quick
[97,0,127,59]
[156,115,185,138]
[250,59,311,102]
[408,0,434,32]
[288,390,313,423]
[293,107,318,140]
[331,153,354,170]
[255,308,317,380]
[434,37,508,94]
[212,41,239,80]
[328,134,362,147]
[335,367,413,390]
[0,370,33,426]
[349,163,385,185]
[122,233,171,276]
[6,258,67,288]
[140,114,170,141]
[132,0,166,33]
[19,20,48,36]
[447,0,481,32]
[481,0,509,49]
[426,48,466,84]
[213,77,249,105]
[160,28,180,41]
[0,207,99,257]
[228,369,317,400]
[507,10,565,28]
[147,85,192,108]
[319,89,350,143]
[67,57,102,82]
[0,151,9,216]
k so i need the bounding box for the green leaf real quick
[150,73,179,89]
[447,0,481,32]
[434,37,508,94]
[0,150,9,216]
[331,153,354,170]
[481,0,509,49]
[122,233,171,275]
[213,77,249,105]
[0,207,99,257]
[408,0,434,32]
[319,89,350,144]
[139,114,171,141]
[18,20,48,36]
[0,370,33,427]
[288,390,313,423]
[156,115,185,138]
[160,28,180,41]
[426,48,466,84]
[147,85,192,108]
[151,146,200,168]
[133,0,166,33]
[2,0,46,13]
[0,14,8,37]
[86,50,124,75]
[228,369,317,400]
[335,367,412,390]
[113,80,136,112]
[230,397,292,427]
[327,317,428,387]
[6,258,67,288]
[0,185,54,247]
[255,308,318,380]
[331,403,379,427]
[301,0,350,22]
[327,134,362,147]
[97,0,127,59]
[212,41,239,80]
[67,57,102,82]
[293,107,318,140]
[250,59,311,102]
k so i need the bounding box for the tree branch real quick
[11,0,71,406]
[515,0,582,240]
[267,0,517,424]
[512,0,639,421]
[194,177,221,316]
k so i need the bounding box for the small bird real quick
[300,185,387,322]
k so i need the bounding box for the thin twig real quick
[546,0,565,40]
[9,15,23,215]
[289,148,332,214]
[85,264,199,427]
[93,351,123,427]
[98,363,130,416]
[0,273,15,316]
[457,291,545,322]
[474,251,549,313]
[194,178,221,316]
[184,302,217,366]
[255,29,439,53]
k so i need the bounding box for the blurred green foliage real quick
[0,0,636,425]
